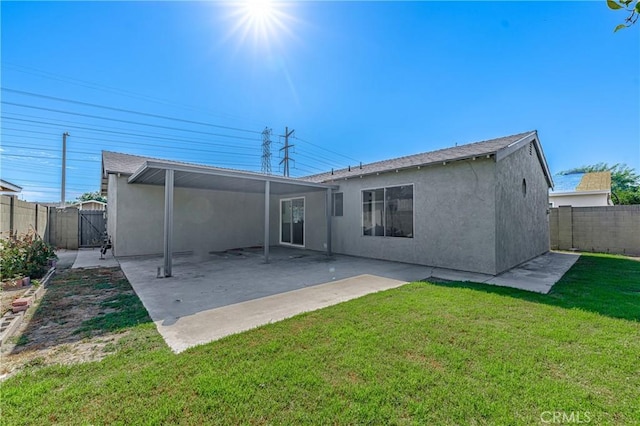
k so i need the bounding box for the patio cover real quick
[128,160,338,277]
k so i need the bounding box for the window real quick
[332,192,343,217]
[362,189,384,236]
[362,185,413,238]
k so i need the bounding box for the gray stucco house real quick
[101,130,553,276]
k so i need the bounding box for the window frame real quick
[361,183,414,238]
[332,192,344,217]
[279,196,306,247]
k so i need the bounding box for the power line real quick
[2,87,262,135]
[2,109,362,174]
[3,62,266,127]
[0,142,97,156]
[1,101,263,142]
[2,110,260,142]
[1,134,262,159]
[293,135,361,163]
[2,115,260,149]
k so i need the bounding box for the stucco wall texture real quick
[329,158,498,274]
[495,142,550,273]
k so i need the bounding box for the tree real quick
[77,191,107,203]
[607,0,639,32]
[559,163,640,205]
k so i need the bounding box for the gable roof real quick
[102,151,151,176]
[304,131,553,187]
[550,171,611,194]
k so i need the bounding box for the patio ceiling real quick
[128,161,338,194]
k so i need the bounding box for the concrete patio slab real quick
[118,247,431,352]
[72,248,120,269]
[118,248,580,352]
[158,274,406,352]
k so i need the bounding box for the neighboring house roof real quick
[549,171,611,194]
[304,130,553,187]
[0,178,22,193]
[577,171,611,192]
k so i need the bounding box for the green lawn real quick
[1,253,639,425]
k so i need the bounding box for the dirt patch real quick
[1,286,30,316]
[1,267,148,381]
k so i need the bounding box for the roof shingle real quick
[576,171,611,192]
[304,131,537,183]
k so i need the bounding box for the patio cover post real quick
[264,180,270,264]
[326,187,332,256]
[163,168,174,277]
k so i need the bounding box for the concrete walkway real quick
[429,251,580,294]
[485,252,580,293]
[54,249,78,271]
[72,248,120,269]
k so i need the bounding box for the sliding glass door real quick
[280,197,305,246]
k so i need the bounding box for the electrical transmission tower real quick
[261,127,272,174]
[279,127,295,177]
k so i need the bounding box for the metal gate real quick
[79,210,106,247]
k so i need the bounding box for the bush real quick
[0,230,57,281]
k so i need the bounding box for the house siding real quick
[328,158,497,275]
[549,193,610,207]
[495,143,550,274]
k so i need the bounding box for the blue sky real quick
[1,1,638,202]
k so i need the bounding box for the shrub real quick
[0,230,57,281]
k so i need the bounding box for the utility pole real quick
[279,126,294,177]
[261,127,272,174]
[60,132,69,208]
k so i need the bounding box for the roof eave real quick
[314,152,499,183]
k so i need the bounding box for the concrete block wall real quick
[550,205,640,256]
[0,195,50,240]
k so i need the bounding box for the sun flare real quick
[244,0,275,22]
[226,0,294,49]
